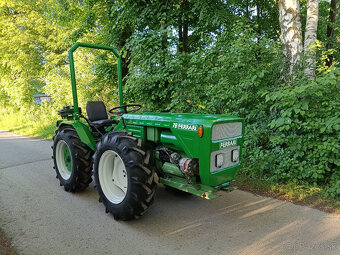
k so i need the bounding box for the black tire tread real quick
[52,126,93,192]
[93,131,157,220]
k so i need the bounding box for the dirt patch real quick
[0,231,16,255]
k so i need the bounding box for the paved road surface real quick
[0,130,339,255]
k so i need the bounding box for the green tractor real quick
[52,42,244,220]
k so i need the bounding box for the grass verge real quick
[0,106,56,139]
[236,171,340,215]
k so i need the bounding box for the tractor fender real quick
[57,121,96,151]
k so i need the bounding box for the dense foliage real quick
[0,0,339,198]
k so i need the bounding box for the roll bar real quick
[68,42,124,118]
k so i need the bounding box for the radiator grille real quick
[212,122,242,141]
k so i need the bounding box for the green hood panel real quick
[122,112,242,128]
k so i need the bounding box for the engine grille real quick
[212,122,242,141]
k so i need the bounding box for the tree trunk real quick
[178,0,189,53]
[161,21,169,88]
[116,26,133,86]
[121,51,130,85]
[160,2,169,89]
[183,20,188,53]
[278,0,303,82]
[304,0,318,79]
[178,16,183,52]
[256,4,261,43]
[246,0,249,18]
[326,0,337,67]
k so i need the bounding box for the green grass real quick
[236,171,340,214]
[0,106,57,139]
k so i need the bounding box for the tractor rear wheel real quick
[93,131,157,220]
[52,126,93,192]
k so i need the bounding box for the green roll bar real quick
[68,42,124,119]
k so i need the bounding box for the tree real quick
[0,0,50,107]
[278,0,303,81]
[325,0,338,67]
[304,0,318,79]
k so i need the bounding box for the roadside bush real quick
[261,68,340,198]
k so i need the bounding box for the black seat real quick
[86,101,116,127]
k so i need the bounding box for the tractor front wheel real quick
[93,132,157,220]
[52,126,93,192]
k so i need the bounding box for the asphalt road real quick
[0,130,340,255]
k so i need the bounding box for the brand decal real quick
[172,123,197,131]
[220,139,237,149]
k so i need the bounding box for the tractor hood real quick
[120,112,244,188]
[122,112,243,128]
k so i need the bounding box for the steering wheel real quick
[109,104,142,115]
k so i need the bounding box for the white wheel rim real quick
[55,140,72,180]
[98,150,128,204]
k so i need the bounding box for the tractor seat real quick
[86,101,116,127]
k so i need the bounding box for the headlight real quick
[231,149,239,162]
[215,153,224,168]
